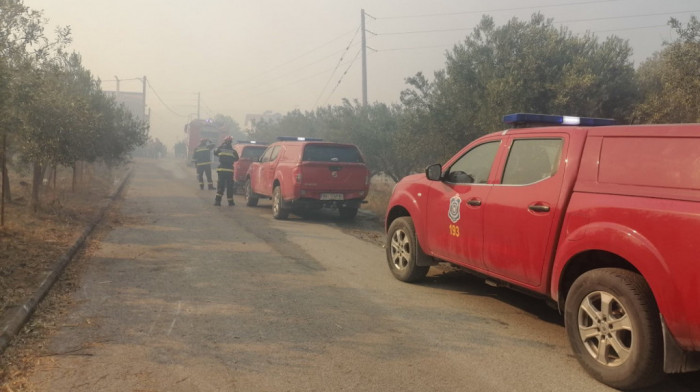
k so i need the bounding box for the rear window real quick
[599,137,700,190]
[241,146,266,159]
[302,145,364,163]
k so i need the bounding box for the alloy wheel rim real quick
[577,290,633,367]
[390,229,411,270]
[273,190,280,215]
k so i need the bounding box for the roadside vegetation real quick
[250,14,700,183]
[0,0,148,223]
[1,3,147,385]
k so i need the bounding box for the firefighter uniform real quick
[214,138,239,206]
[192,140,215,190]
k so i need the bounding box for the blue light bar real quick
[236,140,266,144]
[503,113,616,127]
[277,136,324,141]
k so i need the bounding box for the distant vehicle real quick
[232,141,267,193]
[244,137,370,220]
[184,119,229,165]
[384,113,700,390]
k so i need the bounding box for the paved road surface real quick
[25,158,699,391]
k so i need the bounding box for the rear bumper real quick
[285,197,364,210]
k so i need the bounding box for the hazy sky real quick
[23,0,699,149]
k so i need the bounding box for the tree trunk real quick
[1,134,8,225]
[30,162,43,213]
[72,163,77,192]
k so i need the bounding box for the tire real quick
[385,217,430,282]
[564,268,664,390]
[338,206,358,220]
[272,185,289,220]
[245,179,258,207]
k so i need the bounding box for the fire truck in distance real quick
[184,119,230,165]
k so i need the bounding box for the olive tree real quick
[400,13,638,168]
[634,16,700,123]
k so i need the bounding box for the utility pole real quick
[197,92,201,120]
[361,9,367,107]
[115,76,120,93]
[142,76,147,122]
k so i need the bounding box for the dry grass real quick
[0,162,127,391]
[362,175,395,221]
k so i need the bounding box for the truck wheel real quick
[245,179,258,207]
[385,217,430,282]
[338,206,358,220]
[564,268,663,390]
[272,185,289,220]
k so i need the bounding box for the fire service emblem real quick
[448,195,461,223]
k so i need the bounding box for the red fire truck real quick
[184,119,230,164]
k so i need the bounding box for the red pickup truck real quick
[232,141,267,193]
[244,137,370,220]
[384,114,700,390]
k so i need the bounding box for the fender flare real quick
[386,189,430,263]
[551,222,677,322]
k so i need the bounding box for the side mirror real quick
[425,164,442,181]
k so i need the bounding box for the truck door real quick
[424,140,501,269]
[482,136,567,287]
[261,145,282,196]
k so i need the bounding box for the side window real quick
[502,138,563,185]
[269,146,282,161]
[446,141,500,184]
[260,146,274,162]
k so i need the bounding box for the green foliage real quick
[0,0,149,213]
[248,102,419,181]
[212,114,245,140]
[400,13,637,156]
[634,16,700,123]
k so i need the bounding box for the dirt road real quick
[23,158,699,391]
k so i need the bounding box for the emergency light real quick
[277,136,324,141]
[503,113,616,127]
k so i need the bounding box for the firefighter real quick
[192,138,215,190]
[214,136,239,206]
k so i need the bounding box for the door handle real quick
[528,204,550,213]
[467,199,482,206]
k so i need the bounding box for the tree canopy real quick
[0,0,149,214]
[634,16,700,123]
[251,12,694,181]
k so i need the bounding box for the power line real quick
[253,51,360,98]
[377,27,472,36]
[249,41,362,92]
[375,44,453,52]
[559,9,700,24]
[315,26,362,107]
[594,24,669,34]
[371,24,670,53]
[322,48,363,105]
[146,79,188,117]
[374,9,699,37]
[373,0,623,20]
[225,27,359,89]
